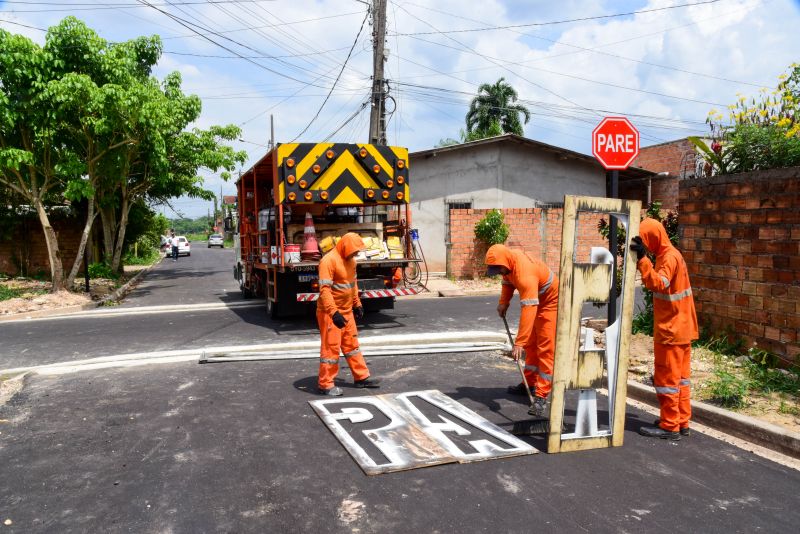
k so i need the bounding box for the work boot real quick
[354,378,381,389]
[654,419,690,436]
[318,386,343,396]
[507,383,535,397]
[527,396,548,418]
[638,425,681,440]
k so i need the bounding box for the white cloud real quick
[1,0,799,216]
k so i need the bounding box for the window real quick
[445,199,472,245]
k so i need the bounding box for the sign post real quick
[592,117,639,327]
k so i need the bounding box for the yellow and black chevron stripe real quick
[275,143,409,205]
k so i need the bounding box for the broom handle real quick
[503,316,536,406]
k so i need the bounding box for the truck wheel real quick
[266,298,279,319]
[239,269,253,299]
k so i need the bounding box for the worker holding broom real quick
[316,232,381,396]
[485,244,559,417]
[631,218,698,440]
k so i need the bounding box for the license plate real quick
[298,274,318,282]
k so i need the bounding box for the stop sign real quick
[592,117,639,170]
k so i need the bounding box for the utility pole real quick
[368,0,387,145]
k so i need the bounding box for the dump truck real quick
[233,142,424,318]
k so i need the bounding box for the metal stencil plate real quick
[309,389,538,475]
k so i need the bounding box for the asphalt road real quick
[1,353,798,533]
[0,245,639,370]
[1,243,797,532]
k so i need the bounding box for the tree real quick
[465,77,530,139]
[0,28,81,290]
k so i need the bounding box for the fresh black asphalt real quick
[1,352,797,533]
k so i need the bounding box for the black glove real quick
[332,311,347,329]
[353,306,364,320]
[630,236,646,260]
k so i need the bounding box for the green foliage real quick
[474,209,509,245]
[741,352,800,396]
[0,285,47,301]
[707,369,751,408]
[122,246,159,266]
[87,262,119,280]
[169,216,215,236]
[698,63,800,175]
[464,78,530,140]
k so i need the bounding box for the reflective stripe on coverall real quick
[486,244,559,398]
[637,218,699,432]
[317,233,370,390]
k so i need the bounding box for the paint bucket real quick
[270,246,278,264]
[284,244,301,263]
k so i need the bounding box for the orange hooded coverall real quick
[317,233,371,390]
[486,244,559,398]
[637,218,699,432]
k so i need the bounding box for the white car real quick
[175,236,191,256]
[208,234,224,248]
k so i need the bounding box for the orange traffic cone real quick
[301,212,321,261]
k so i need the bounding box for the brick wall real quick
[620,138,698,211]
[0,216,85,277]
[448,208,608,278]
[679,167,800,364]
[633,138,697,177]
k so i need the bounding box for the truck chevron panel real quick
[276,143,409,205]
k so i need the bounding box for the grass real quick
[123,247,161,266]
[184,232,208,242]
[698,333,800,411]
[0,285,47,302]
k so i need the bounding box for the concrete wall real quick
[679,167,800,365]
[410,142,605,272]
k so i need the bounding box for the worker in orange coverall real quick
[485,244,559,417]
[631,218,698,440]
[316,232,381,396]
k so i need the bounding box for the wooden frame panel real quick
[547,195,641,454]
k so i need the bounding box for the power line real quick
[135,0,332,89]
[402,34,727,107]
[291,7,370,141]
[391,0,723,35]
[398,1,770,89]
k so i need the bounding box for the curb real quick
[0,258,162,323]
[627,380,800,459]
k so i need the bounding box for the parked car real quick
[176,236,191,256]
[208,234,224,248]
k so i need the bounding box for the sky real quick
[1,0,798,218]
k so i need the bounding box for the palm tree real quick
[465,78,531,139]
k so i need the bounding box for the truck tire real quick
[239,267,253,299]
[266,298,280,319]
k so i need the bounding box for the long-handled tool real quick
[502,316,536,408]
[502,315,553,436]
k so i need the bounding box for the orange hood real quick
[336,232,365,259]
[639,218,672,256]
[485,244,515,271]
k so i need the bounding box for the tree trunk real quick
[99,205,116,263]
[66,197,96,288]
[33,196,65,291]
[111,194,130,273]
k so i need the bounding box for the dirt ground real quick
[453,277,502,292]
[600,331,800,433]
[0,267,148,316]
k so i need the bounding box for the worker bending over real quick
[631,218,698,440]
[485,244,559,417]
[316,232,381,396]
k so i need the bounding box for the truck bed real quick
[253,258,421,272]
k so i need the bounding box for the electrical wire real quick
[290,7,370,141]
[391,0,723,35]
